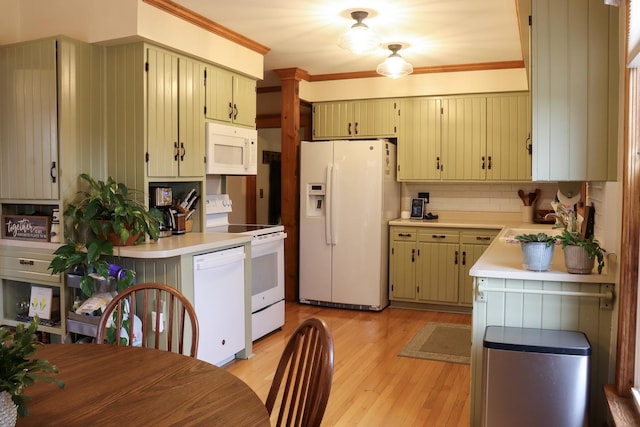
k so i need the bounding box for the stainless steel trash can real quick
[481,326,591,427]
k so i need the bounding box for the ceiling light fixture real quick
[376,44,414,79]
[338,10,380,55]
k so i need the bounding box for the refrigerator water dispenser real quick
[306,184,325,217]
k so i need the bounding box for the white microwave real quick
[205,122,257,175]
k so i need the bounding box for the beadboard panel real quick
[105,43,147,190]
[471,277,614,427]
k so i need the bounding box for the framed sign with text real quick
[1,215,50,241]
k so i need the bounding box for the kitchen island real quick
[0,232,256,361]
[468,226,617,427]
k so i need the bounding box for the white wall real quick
[299,68,528,102]
[0,0,263,79]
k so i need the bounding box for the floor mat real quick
[398,322,471,364]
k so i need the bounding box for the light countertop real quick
[0,232,252,259]
[390,211,616,284]
[469,227,617,284]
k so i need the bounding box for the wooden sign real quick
[1,215,50,241]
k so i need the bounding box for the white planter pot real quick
[520,242,555,271]
[0,391,17,427]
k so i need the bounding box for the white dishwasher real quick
[193,246,246,367]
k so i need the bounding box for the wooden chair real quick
[265,317,334,427]
[95,282,199,357]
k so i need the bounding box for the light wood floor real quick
[225,302,472,426]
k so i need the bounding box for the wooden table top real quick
[17,344,270,426]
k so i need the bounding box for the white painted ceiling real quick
[172,0,524,86]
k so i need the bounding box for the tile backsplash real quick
[404,182,559,213]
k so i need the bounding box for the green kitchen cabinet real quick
[389,228,417,300]
[389,226,498,308]
[397,92,530,182]
[440,96,487,180]
[486,93,532,181]
[458,230,498,305]
[397,97,441,180]
[205,66,256,128]
[530,0,618,181]
[0,37,104,203]
[312,98,398,139]
[147,46,206,178]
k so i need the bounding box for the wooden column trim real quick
[615,66,640,397]
[274,68,305,302]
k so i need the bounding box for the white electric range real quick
[205,194,286,341]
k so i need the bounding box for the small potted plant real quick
[515,232,558,271]
[49,173,161,296]
[0,317,64,423]
[557,229,606,274]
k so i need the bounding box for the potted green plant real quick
[0,317,64,422]
[48,173,162,296]
[515,232,557,271]
[557,229,606,274]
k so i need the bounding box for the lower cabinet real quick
[0,245,65,341]
[389,226,498,308]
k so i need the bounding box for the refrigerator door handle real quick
[330,163,338,245]
[325,163,333,245]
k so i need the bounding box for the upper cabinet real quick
[146,46,206,178]
[486,93,532,181]
[0,36,104,203]
[205,66,256,128]
[397,92,531,182]
[312,99,398,140]
[106,43,206,181]
[530,0,618,181]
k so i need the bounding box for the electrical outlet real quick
[418,192,430,203]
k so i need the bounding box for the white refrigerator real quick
[299,139,400,310]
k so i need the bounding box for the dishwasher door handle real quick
[194,252,246,271]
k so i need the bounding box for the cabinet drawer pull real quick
[411,248,415,263]
[233,104,238,120]
[476,236,492,241]
[354,122,359,134]
[454,250,459,265]
[398,233,412,237]
[180,142,186,161]
[487,156,492,170]
[50,161,57,183]
[19,259,35,266]
[481,156,485,170]
[462,251,467,266]
[174,142,180,161]
[228,102,234,119]
[348,122,352,135]
[431,235,446,239]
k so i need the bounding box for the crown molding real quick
[142,0,270,55]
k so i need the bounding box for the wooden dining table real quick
[16,344,271,426]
